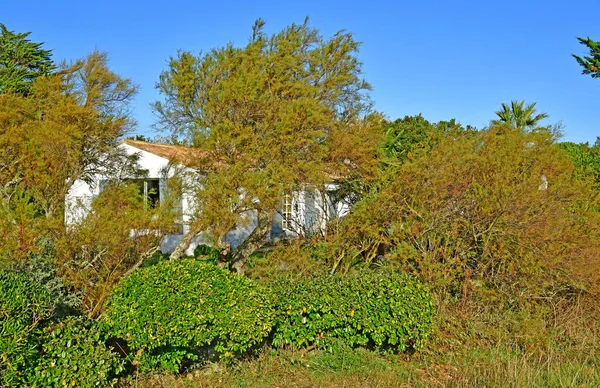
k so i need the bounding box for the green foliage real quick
[492,100,549,131]
[0,271,121,387]
[381,115,470,166]
[193,244,221,264]
[0,50,139,269]
[20,257,80,319]
[26,317,125,387]
[323,115,474,205]
[103,259,275,373]
[313,125,600,298]
[0,190,50,265]
[154,18,381,269]
[134,342,600,387]
[0,271,53,386]
[560,138,600,190]
[58,183,176,319]
[573,37,600,78]
[270,271,434,352]
[10,238,81,319]
[0,24,55,95]
[140,249,170,268]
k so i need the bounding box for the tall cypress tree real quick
[0,24,55,95]
[573,37,600,79]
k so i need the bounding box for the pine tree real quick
[0,24,55,95]
[573,37,600,79]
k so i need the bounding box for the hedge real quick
[0,271,53,386]
[270,271,435,352]
[103,259,276,373]
[26,317,125,387]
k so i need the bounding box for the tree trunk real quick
[229,210,273,275]
[169,225,201,260]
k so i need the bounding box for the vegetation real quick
[154,18,381,271]
[0,20,599,387]
[560,137,600,190]
[573,36,600,78]
[0,23,55,95]
[0,271,125,387]
[270,271,434,352]
[103,259,276,373]
[135,342,600,387]
[380,115,470,166]
[268,122,600,295]
[57,183,176,319]
[0,49,139,267]
[492,100,549,131]
[0,272,53,386]
[27,317,125,387]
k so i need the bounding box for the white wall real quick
[66,144,354,255]
[65,143,262,256]
[278,184,351,238]
[65,144,174,225]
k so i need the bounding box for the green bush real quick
[26,317,125,387]
[16,241,81,319]
[270,271,435,352]
[0,271,53,386]
[193,244,221,264]
[103,259,276,373]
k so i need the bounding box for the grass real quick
[131,343,600,387]
[128,294,600,387]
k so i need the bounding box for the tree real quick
[154,19,380,272]
[57,183,176,318]
[573,37,600,78]
[492,100,549,131]
[0,24,55,95]
[0,50,138,263]
[326,115,475,210]
[317,125,600,296]
[381,115,474,166]
[560,138,600,190]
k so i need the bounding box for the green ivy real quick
[103,259,275,373]
[270,271,435,352]
[0,271,53,386]
[26,317,125,387]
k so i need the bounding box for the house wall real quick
[65,143,262,257]
[65,144,175,225]
[276,184,351,238]
[66,143,353,256]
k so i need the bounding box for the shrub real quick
[103,259,276,373]
[57,183,177,319]
[270,271,435,352]
[193,244,221,264]
[25,317,125,387]
[14,239,81,319]
[320,127,600,298]
[0,271,53,386]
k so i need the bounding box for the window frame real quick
[282,193,293,230]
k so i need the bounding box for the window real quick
[98,178,185,235]
[304,190,317,231]
[99,178,161,210]
[282,194,293,230]
[137,179,160,209]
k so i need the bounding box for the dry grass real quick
[126,295,600,388]
[131,344,599,387]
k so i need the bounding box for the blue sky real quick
[3,0,599,143]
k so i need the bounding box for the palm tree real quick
[493,100,549,131]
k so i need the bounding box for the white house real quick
[65,140,351,256]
